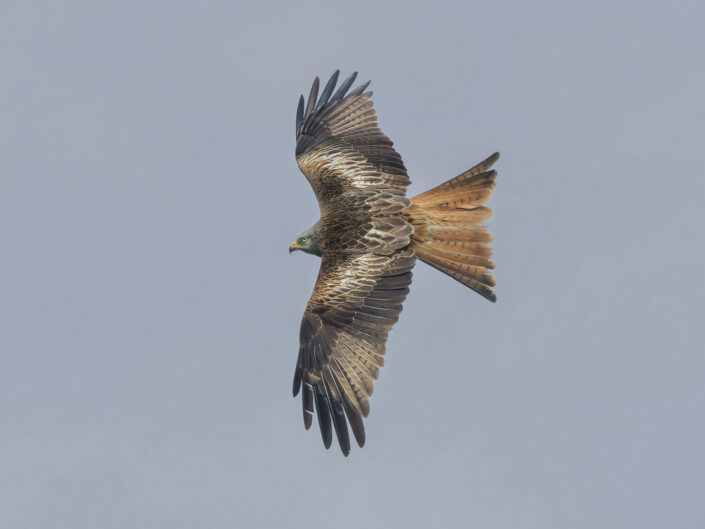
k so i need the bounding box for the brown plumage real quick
[290,71,498,455]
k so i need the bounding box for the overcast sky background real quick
[2,1,704,528]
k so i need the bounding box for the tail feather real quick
[407,152,499,302]
[413,151,499,203]
[416,241,494,269]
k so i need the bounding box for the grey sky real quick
[2,1,704,528]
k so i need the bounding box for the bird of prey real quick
[290,71,498,455]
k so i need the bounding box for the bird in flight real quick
[290,71,498,455]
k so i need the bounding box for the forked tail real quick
[405,152,499,302]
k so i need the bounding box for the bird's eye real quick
[301,237,306,242]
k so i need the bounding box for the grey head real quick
[289,221,322,257]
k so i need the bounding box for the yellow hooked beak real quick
[289,241,302,254]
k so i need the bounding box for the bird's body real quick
[290,71,498,455]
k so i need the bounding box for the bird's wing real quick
[292,72,416,454]
[293,249,416,455]
[295,71,411,214]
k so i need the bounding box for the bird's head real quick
[289,223,322,257]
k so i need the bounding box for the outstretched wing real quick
[295,70,411,215]
[293,250,416,455]
[292,72,417,454]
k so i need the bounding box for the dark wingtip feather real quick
[292,365,302,397]
[304,77,319,118]
[315,388,333,449]
[330,399,351,456]
[295,95,304,135]
[330,71,357,103]
[348,80,371,98]
[302,383,314,430]
[315,70,339,111]
[342,399,366,448]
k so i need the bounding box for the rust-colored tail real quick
[405,152,499,302]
